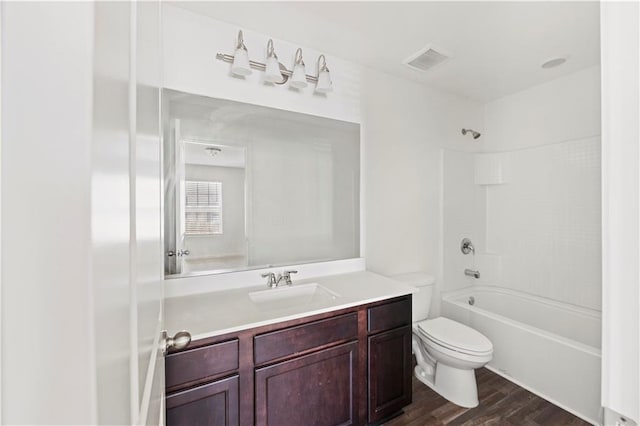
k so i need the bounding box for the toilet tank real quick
[390,272,435,322]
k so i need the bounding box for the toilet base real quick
[414,363,480,408]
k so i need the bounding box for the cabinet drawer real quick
[254,312,358,365]
[166,339,239,390]
[367,297,412,334]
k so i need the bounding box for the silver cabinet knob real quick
[167,250,175,257]
[163,330,191,354]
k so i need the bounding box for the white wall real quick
[483,66,601,152]
[1,3,96,423]
[162,5,484,299]
[600,1,640,424]
[362,70,484,316]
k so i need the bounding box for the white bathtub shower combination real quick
[442,286,601,424]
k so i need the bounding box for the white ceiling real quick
[170,1,600,102]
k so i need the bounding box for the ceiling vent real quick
[403,45,451,73]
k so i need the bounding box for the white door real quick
[134,2,165,425]
[93,2,165,425]
[173,120,188,275]
[2,2,166,424]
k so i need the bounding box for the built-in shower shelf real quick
[474,153,509,185]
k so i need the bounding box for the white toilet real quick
[392,273,493,408]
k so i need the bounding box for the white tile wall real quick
[486,137,601,310]
[474,153,509,185]
[444,67,601,311]
[443,150,486,293]
[444,137,601,310]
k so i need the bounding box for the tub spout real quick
[465,269,480,279]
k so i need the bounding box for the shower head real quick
[462,128,481,139]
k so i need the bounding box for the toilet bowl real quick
[391,273,493,408]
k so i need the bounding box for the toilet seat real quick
[417,317,493,356]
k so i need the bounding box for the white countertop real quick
[165,270,418,341]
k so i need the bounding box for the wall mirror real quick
[163,90,360,277]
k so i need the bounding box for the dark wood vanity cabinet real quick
[166,339,241,425]
[366,298,413,423]
[255,342,359,426]
[165,295,412,426]
[166,375,239,426]
[253,312,360,425]
[367,328,412,423]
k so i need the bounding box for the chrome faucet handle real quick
[261,272,278,288]
[282,270,298,286]
[461,238,475,255]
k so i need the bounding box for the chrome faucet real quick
[261,272,279,288]
[261,270,298,288]
[464,269,480,279]
[281,270,298,286]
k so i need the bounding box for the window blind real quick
[184,181,222,235]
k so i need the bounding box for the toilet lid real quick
[417,317,493,355]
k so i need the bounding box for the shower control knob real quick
[461,238,475,255]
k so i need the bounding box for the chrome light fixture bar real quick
[216,30,332,92]
[216,53,305,84]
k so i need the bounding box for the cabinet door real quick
[255,341,358,426]
[166,375,239,426]
[368,326,412,423]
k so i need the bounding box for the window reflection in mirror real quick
[164,90,360,277]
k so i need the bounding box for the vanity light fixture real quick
[231,30,252,76]
[290,48,308,89]
[264,39,283,83]
[315,54,332,93]
[216,30,332,93]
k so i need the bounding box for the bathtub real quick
[442,286,601,425]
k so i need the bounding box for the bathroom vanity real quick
[164,271,415,425]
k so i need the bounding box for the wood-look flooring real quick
[384,367,590,426]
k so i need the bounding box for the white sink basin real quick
[248,283,340,311]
